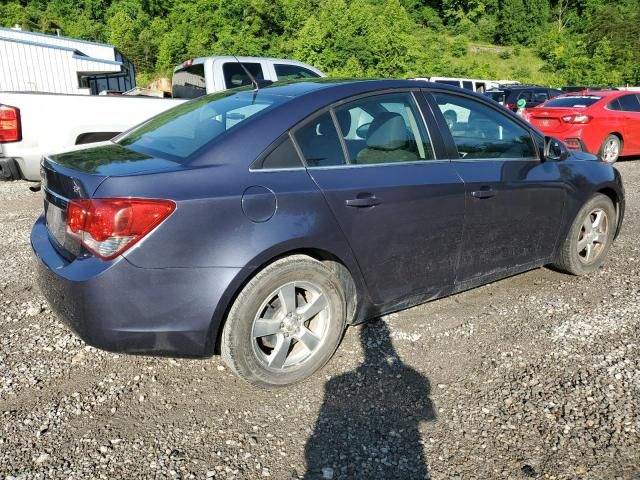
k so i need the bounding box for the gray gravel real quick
[1,162,639,479]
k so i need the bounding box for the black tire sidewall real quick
[565,194,616,275]
[222,256,346,388]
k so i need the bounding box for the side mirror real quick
[544,136,569,161]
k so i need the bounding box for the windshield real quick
[543,96,602,108]
[117,91,287,161]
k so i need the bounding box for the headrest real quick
[335,109,352,135]
[366,112,409,150]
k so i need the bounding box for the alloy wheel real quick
[602,138,620,164]
[251,281,330,370]
[577,208,609,264]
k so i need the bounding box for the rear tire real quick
[552,193,616,275]
[599,134,621,164]
[221,255,346,388]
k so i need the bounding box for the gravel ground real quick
[1,161,639,479]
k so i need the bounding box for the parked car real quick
[0,56,324,182]
[413,76,510,93]
[32,80,625,387]
[562,86,618,93]
[524,90,640,163]
[484,85,564,112]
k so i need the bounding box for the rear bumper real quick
[31,215,241,357]
[0,157,23,181]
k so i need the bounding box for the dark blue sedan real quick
[32,79,625,387]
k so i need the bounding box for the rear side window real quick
[274,64,320,81]
[617,94,640,112]
[462,81,473,90]
[252,136,302,170]
[544,96,602,108]
[172,64,206,99]
[223,62,264,89]
[434,92,536,160]
[118,91,286,161]
[294,112,345,167]
[607,99,622,111]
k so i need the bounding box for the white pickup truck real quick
[0,56,324,181]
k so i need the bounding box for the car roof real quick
[245,78,466,98]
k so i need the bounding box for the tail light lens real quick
[66,198,176,260]
[0,104,21,143]
[562,114,592,124]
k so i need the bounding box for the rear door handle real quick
[345,194,381,208]
[471,188,497,199]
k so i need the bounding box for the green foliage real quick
[1,0,638,87]
[450,36,469,58]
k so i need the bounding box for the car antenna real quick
[232,55,259,92]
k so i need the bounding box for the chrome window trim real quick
[291,88,440,169]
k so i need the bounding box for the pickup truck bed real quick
[0,92,185,181]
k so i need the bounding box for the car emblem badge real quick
[72,181,82,195]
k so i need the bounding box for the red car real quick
[524,90,640,163]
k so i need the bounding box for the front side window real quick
[274,64,320,81]
[517,91,532,102]
[434,92,536,160]
[222,62,264,89]
[617,94,640,112]
[172,64,206,99]
[334,92,434,164]
[532,91,549,102]
[118,91,286,161]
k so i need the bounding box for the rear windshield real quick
[117,91,287,161]
[543,96,602,108]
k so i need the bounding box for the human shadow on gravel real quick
[304,319,435,480]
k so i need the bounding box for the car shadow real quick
[303,319,436,479]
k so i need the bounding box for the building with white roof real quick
[0,26,136,95]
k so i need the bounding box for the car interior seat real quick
[355,112,419,164]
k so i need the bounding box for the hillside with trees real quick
[1,0,638,87]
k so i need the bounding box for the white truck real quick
[0,56,324,181]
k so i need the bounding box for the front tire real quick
[599,134,622,164]
[552,193,616,275]
[221,255,346,388]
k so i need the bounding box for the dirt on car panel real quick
[1,165,640,478]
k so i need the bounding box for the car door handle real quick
[345,194,381,208]
[471,188,497,199]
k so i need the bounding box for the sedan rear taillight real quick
[66,198,176,260]
[0,104,21,143]
[561,114,592,124]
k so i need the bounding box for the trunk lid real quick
[526,107,585,134]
